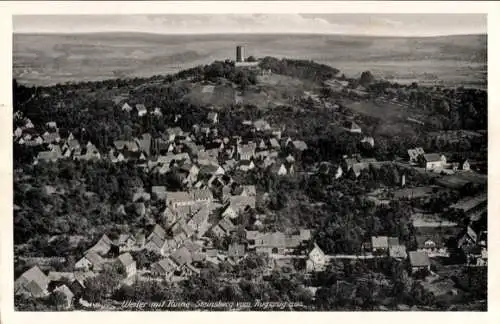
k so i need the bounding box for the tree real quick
[359,71,375,87]
[48,291,68,311]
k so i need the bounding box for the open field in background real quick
[184,83,236,108]
[342,99,429,137]
[13,33,486,88]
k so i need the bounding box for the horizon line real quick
[13,31,487,38]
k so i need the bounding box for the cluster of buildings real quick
[13,100,322,307]
[407,147,470,173]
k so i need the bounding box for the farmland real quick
[13,33,486,88]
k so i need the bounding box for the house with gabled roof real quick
[115,234,137,252]
[211,217,236,238]
[186,204,211,238]
[151,258,178,280]
[269,138,280,149]
[421,153,446,170]
[144,235,165,253]
[461,159,471,171]
[14,126,23,138]
[349,162,370,178]
[246,230,310,255]
[408,251,431,274]
[71,271,97,295]
[370,236,400,255]
[345,121,362,133]
[237,142,256,161]
[170,246,193,267]
[207,111,219,124]
[165,127,185,142]
[53,284,75,309]
[122,102,133,112]
[198,164,224,179]
[136,133,152,156]
[290,140,308,152]
[238,160,255,172]
[147,224,166,242]
[136,104,148,117]
[114,140,139,152]
[75,252,107,272]
[306,243,327,272]
[85,234,113,256]
[228,243,246,262]
[14,266,50,298]
[35,150,61,164]
[191,188,213,203]
[457,226,478,250]
[117,253,136,278]
[166,191,192,208]
[361,136,375,148]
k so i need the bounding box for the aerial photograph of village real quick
[12,12,487,311]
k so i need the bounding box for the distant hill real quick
[13,33,486,88]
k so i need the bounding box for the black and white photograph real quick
[6,1,492,314]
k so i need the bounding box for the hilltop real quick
[13,33,486,88]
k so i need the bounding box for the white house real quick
[422,153,446,171]
[117,253,137,278]
[136,104,148,117]
[306,243,327,272]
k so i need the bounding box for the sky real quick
[13,14,487,37]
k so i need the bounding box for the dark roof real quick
[171,247,192,266]
[54,284,75,300]
[74,271,96,288]
[218,218,235,232]
[86,234,112,255]
[24,280,45,297]
[388,237,400,247]
[183,240,203,253]
[423,153,442,163]
[149,224,166,240]
[450,193,487,213]
[155,258,177,273]
[409,251,430,267]
[16,266,49,292]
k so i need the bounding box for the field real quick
[13,33,487,88]
[436,172,487,189]
[183,83,236,108]
[342,99,429,137]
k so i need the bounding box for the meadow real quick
[13,33,487,88]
